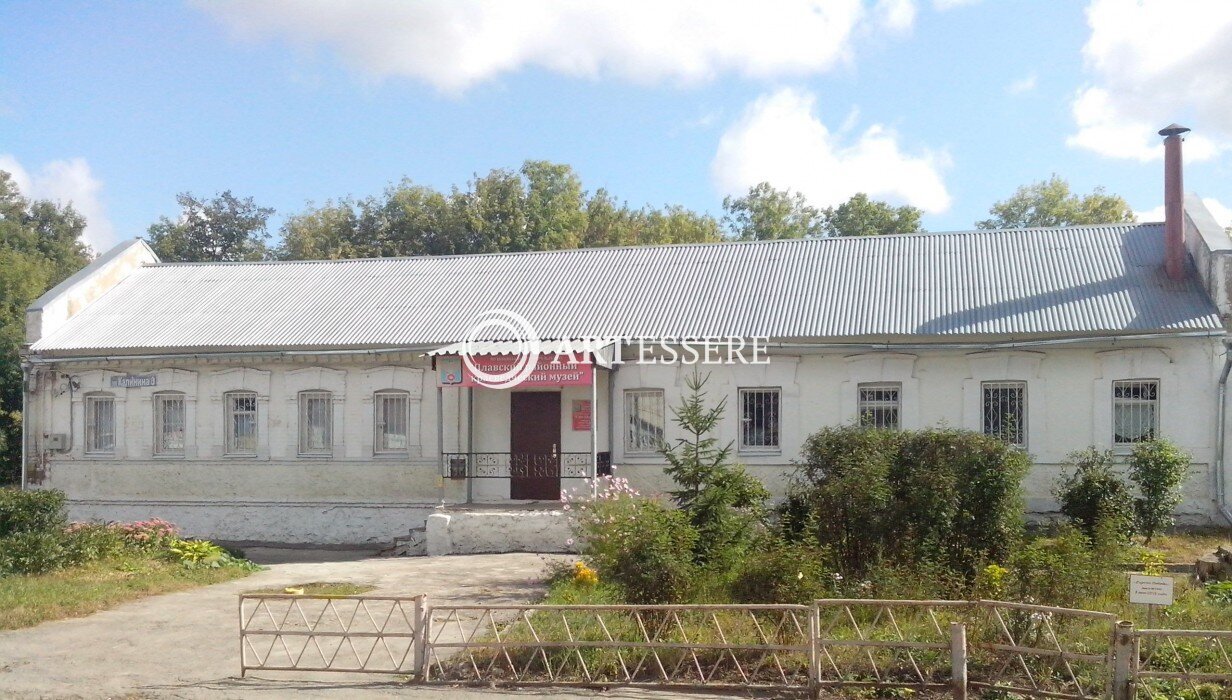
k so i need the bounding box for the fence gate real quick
[238,594,426,676]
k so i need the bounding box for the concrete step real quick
[379,526,427,557]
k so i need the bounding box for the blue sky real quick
[2,0,1231,252]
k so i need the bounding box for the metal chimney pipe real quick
[1160,123,1191,281]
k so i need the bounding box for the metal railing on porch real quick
[441,452,611,480]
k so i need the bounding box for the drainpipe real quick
[19,362,28,490]
[1216,343,1232,525]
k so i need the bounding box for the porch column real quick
[590,355,598,498]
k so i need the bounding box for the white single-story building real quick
[19,127,1232,546]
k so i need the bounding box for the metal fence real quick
[1134,628,1232,696]
[237,595,1232,698]
[423,603,812,689]
[239,594,426,676]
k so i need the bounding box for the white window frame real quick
[224,391,258,456]
[738,387,781,452]
[858,382,901,430]
[153,391,186,457]
[84,393,116,455]
[298,390,333,457]
[1112,379,1159,445]
[374,390,410,455]
[981,381,1026,448]
[624,389,665,455]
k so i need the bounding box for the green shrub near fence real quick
[782,426,1030,581]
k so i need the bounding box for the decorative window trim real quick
[624,388,665,455]
[981,381,1027,448]
[374,390,411,456]
[153,391,186,458]
[297,390,333,457]
[738,386,781,452]
[857,382,901,430]
[224,391,259,456]
[84,393,116,455]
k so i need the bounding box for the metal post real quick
[436,386,445,506]
[419,599,433,682]
[466,387,474,504]
[950,622,967,700]
[1113,620,1136,700]
[238,594,246,678]
[413,595,427,680]
[808,602,820,698]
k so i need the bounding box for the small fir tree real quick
[661,371,770,570]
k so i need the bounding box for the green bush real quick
[0,530,67,575]
[569,479,698,604]
[0,489,67,538]
[1128,439,1190,543]
[63,523,127,563]
[785,426,1028,580]
[1008,525,1111,608]
[729,539,834,604]
[1053,448,1136,543]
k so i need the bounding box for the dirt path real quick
[0,552,566,699]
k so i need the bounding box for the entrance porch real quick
[430,343,614,506]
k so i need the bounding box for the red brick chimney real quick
[1160,123,1190,281]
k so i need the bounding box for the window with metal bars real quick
[85,394,115,454]
[738,387,780,451]
[981,381,1026,447]
[298,391,333,456]
[374,390,409,454]
[624,389,664,454]
[1112,379,1158,444]
[224,391,258,455]
[153,392,185,457]
[858,383,901,430]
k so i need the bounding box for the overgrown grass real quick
[247,581,376,596]
[0,554,253,630]
[1140,530,1229,563]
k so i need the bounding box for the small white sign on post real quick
[1129,574,1174,606]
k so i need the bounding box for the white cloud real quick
[196,0,896,92]
[873,0,916,34]
[1134,197,1232,228]
[1005,73,1037,95]
[0,155,115,251]
[1068,0,1232,161]
[711,88,951,213]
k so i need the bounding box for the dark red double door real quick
[510,392,561,500]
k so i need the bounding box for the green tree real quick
[0,171,92,484]
[1128,439,1190,544]
[824,193,923,237]
[661,370,770,570]
[146,191,273,262]
[278,161,723,259]
[722,182,826,240]
[977,175,1134,229]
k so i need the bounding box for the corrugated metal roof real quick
[30,223,1224,354]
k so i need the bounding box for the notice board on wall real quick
[572,400,592,431]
